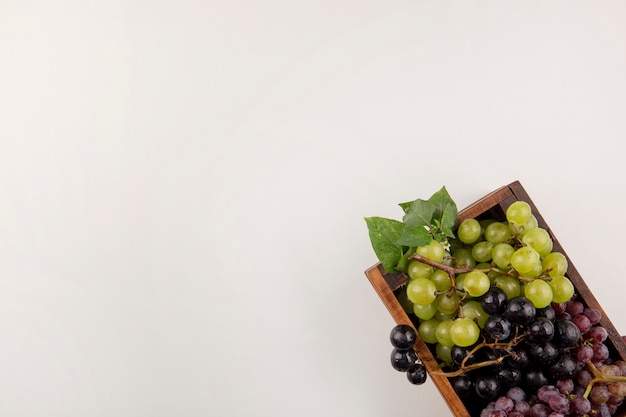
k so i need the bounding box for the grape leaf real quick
[429,186,458,224]
[364,217,404,272]
[401,199,435,228]
[396,226,432,247]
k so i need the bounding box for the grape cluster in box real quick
[365,181,626,417]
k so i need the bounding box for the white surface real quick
[1,1,626,416]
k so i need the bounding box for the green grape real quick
[406,278,437,305]
[521,227,553,257]
[452,248,476,269]
[506,201,532,224]
[549,276,575,303]
[435,292,460,315]
[431,269,452,292]
[433,310,454,322]
[510,214,538,236]
[435,319,455,347]
[417,319,440,344]
[461,300,489,328]
[436,343,453,364]
[413,302,437,320]
[471,241,493,263]
[510,246,540,275]
[415,240,445,263]
[463,270,491,297]
[407,260,434,280]
[492,242,515,270]
[455,273,467,292]
[457,219,481,244]
[524,279,553,308]
[450,317,481,347]
[542,251,568,278]
[484,221,512,244]
[523,261,543,279]
[494,275,521,299]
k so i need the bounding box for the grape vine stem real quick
[582,361,626,399]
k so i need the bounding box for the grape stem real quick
[582,361,626,399]
[408,253,472,289]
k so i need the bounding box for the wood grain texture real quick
[365,180,626,417]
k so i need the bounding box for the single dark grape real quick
[505,296,536,326]
[391,347,418,371]
[536,305,556,322]
[475,375,501,401]
[593,342,610,363]
[506,386,527,402]
[553,319,581,348]
[496,366,521,389]
[548,355,578,380]
[524,369,550,392]
[505,345,530,370]
[452,374,474,399]
[483,315,512,341]
[390,324,417,349]
[570,395,592,414]
[406,363,427,385]
[572,314,592,334]
[481,287,508,315]
[451,344,476,367]
[527,317,555,344]
[589,326,608,343]
[565,300,584,316]
[583,307,602,325]
[494,396,514,412]
[529,342,559,365]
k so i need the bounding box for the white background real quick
[1,1,626,416]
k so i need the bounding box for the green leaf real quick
[396,226,432,247]
[429,186,458,223]
[364,217,405,272]
[401,199,436,228]
[440,203,458,237]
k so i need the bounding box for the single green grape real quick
[433,310,454,322]
[492,242,515,270]
[450,317,481,347]
[431,269,452,292]
[457,219,482,244]
[415,240,445,263]
[542,251,568,278]
[510,246,540,275]
[413,301,437,320]
[494,275,521,299]
[460,300,489,328]
[455,273,467,292]
[549,276,575,303]
[435,319,455,347]
[435,292,460,315]
[484,221,512,244]
[506,201,532,224]
[407,260,434,280]
[524,279,553,308]
[510,214,538,236]
[436,343,453,364]
[472,241,494,263]
[406,278,437,305]
[417,319,440,344]
[521,227,553,257]
[452,248,476,269]
[463,270,491,297]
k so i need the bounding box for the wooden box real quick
[365,181,626,417]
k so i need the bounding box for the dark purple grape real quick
[506,345,530,370]
[496,366,522,389]
[548,355,578,380]
[537,305,556,322]
[390,324,416,349]
[514,400,531,415]
[452,374,474,399]
[483,315,512,341]
[576,344,594,362]
[529,342,559,365]
[406,363,427,385]
[572,314,591,334]
[553,319,580,348]
[481,287,508,315]
[525,369,550,392]
[555,378,574,394]
[508,412,524,417]
[570,395,591,414]
[547,393,570,414]
[391,347,418,371]
[506,386,527,402]
[583,307,602,324]
[529,402,551,417]
[537,385,559,403]
[589,326,608,343]
[565,300,584,316]
[476,375,501,401]
[505,296,537,326]
[451,344,475,367]
[593,342,610,363]
[527,317,555,344]
[494,396,514,412]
